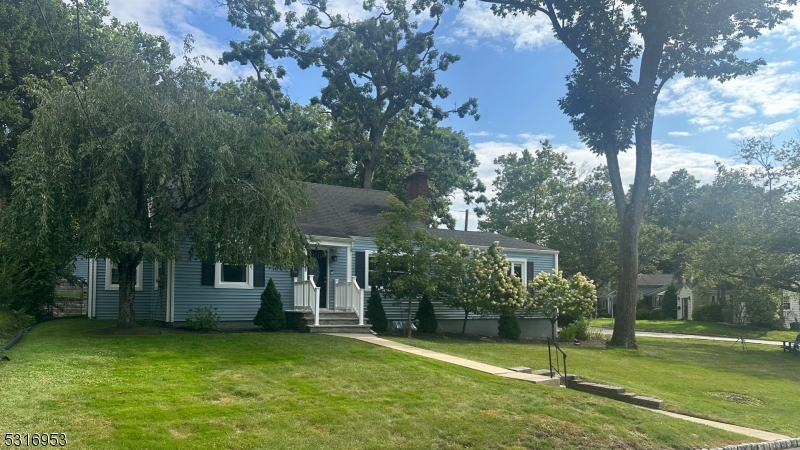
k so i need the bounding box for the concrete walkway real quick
[326,333,792,442]
[325,333,559,385]
[599,328,784,346]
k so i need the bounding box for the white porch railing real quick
[334,279,365,325]
[294,275,321,326]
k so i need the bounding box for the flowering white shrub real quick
[528,269,597,328]
[467,242,529,313]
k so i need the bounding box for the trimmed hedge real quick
[693,304,724,322]
[636,308,652,320]
[650,308,665,320]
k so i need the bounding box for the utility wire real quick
[34,0,99,139]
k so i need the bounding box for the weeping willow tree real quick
[6,45,309,328]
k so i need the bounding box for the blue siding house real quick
[78,168,560,337]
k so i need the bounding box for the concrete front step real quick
[307,324,374,334]
[569,379,664,409]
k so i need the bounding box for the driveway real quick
[598,328,784,346]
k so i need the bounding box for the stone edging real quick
[0,327,29,353]
[702,437,800,450]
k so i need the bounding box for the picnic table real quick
[782,334,800,355]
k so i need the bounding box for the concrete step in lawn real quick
[303,311,373,334]
[529,370,664,409]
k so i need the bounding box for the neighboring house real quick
[74,168,560,338]
[781,291,800,329]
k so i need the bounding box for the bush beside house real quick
[693,304,724,322]
[498,312,521,340]
[366,289,388,332]
[415,294,438,333]
[254,279,285,331]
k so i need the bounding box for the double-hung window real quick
[105,259,143,291]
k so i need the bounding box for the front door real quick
[682,298,689,320]
[310,250,328,308]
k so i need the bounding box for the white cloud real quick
[668,131,692,137]
[468,131,492,137]
[660,62,800,132]
[727,119,796,140]
[517,132,553,142]
[448,2,554,51]
[106,0,247,81]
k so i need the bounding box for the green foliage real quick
[222,0,478,191]
[0,308,35,338]
[476,0,794,349]
[185,306,221,331]
[469,242,529,314]
[0,254,67,320]
[478,142,576,246]
[636,309,652,321]
[254,279,285,332]
[429,238,484,333]
[559,324,576,342]
[366,289,388,333]
[528,270,597,328]
[736,283,782,329]
[372,196,439,336]
[662,285,679,320]
[650,308,665,321]
[6,45,309,328]
[415,294,438,333]
[693,304,725,323]
[497,312,521,340]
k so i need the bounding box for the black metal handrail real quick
[547,338,568,383]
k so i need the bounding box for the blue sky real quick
[105,0,800,230]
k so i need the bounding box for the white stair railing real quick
[294,275,321,326]
[334,279,365,325]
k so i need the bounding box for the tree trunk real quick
[462,310,469,334]
[117,257,138,329]
[608,105,655,349]
[362,127,385,190]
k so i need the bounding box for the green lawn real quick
[0,320,750,449]
[385,334,800,437]
[591,318,798,341]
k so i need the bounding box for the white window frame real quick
[364,250,373,291]
[508,259,528,286]
[214,262,254,290]
[105,259,143,291]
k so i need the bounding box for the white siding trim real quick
[508,258,528,286]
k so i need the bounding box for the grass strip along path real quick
[0,319,748,450]
[591,318,798,342]
[385,334,800,439]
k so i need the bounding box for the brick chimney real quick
[405,164,428,204]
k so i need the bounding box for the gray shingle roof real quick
[637,274,675,288]
[297,183,555,252]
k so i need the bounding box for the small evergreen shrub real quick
[185,306,221,331]
[415,294,438,333]
[254,279,285,331]
[498,312,521,340]
[693,304,725,322]
[636,308,652,320]
[662,285,678,319]
[366,289,388,332]
[650,308,664,320]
